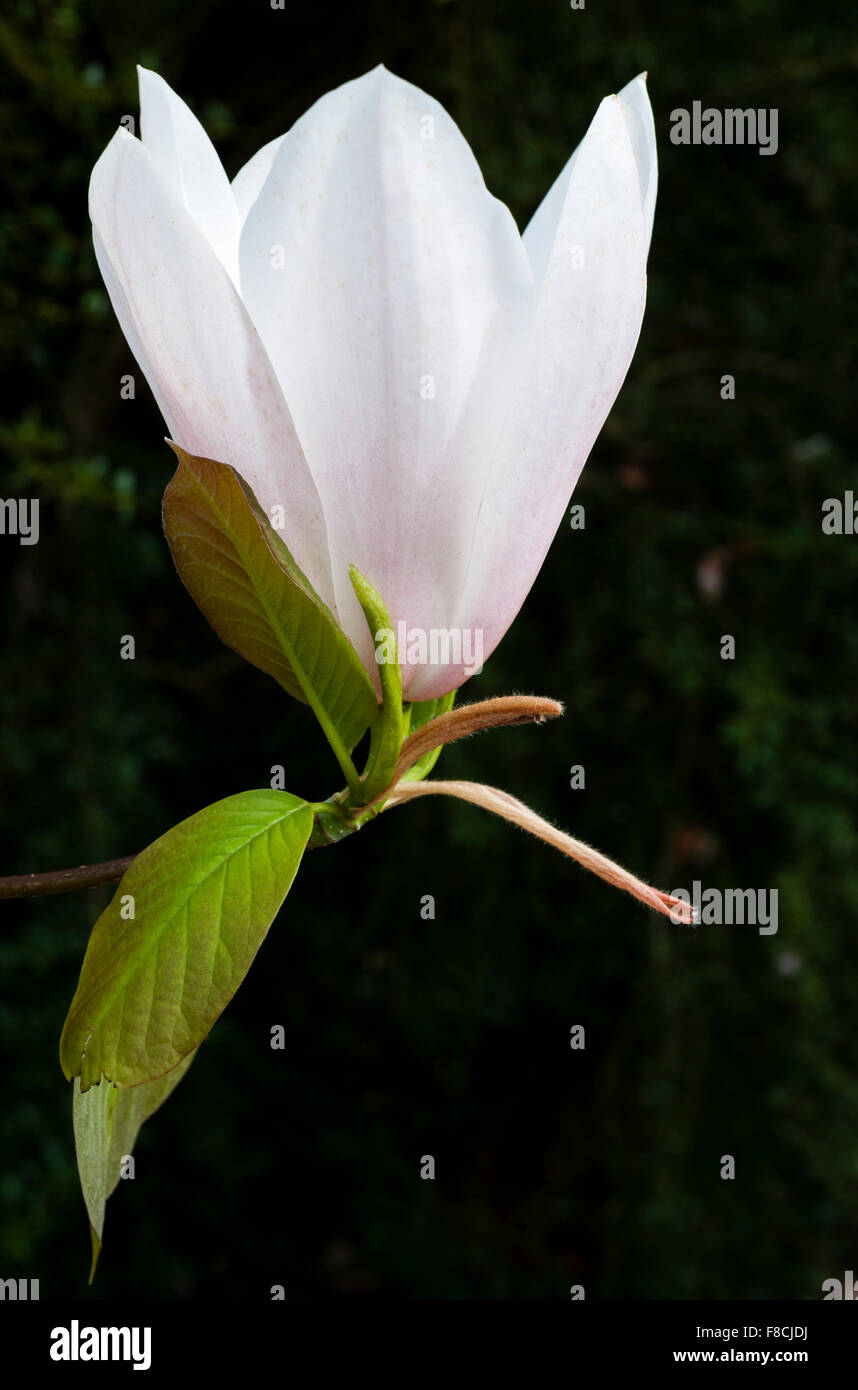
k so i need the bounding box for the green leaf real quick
[401,692,456,782]
[73,1051,195,1280]
[163,445,378,762]
[60,789,313,1092]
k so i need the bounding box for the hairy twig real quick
[382,778,693,923]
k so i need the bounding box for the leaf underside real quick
[73,1050,196,1277]
[163,444,378,753]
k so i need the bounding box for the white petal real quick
[232,133,286,222]
[523,72,656,283]
[617,73,657,253]
[428,94,649,700]
[240,65,533,695]
[137,66,242,289]
[90,127,335,612]
[522,147,582,291]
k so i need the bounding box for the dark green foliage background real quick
[1,0,856,1299]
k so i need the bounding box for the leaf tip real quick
[88,1223,102,1284]
[59,1036,76,1083]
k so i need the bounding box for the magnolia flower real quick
[91,65,656,701]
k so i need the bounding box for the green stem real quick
[306,709,363,802]
[348,565,404,803]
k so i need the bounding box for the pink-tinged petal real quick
[232,134,286,222]
[90,127,335,612]
[411,93,650,701]
[137,66,242,289]
[240,65,533,695]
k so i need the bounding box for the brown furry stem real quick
[381,778,694,923]
[358,695,564,810]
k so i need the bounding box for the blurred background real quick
[1,0,856,1300]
